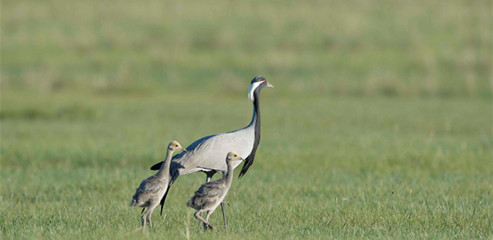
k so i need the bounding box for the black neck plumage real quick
[239,90,261,177]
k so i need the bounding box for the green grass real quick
[1,0,493,239]
[1,92,492,239]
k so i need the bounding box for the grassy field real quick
[1,0,492,239]
[1,93,492,239]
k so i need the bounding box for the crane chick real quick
[187,152,244,231]
[130,141,186,230]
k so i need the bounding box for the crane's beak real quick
[266,82,274,88]
[181,148,188,152]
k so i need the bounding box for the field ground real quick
[1,0,492,239]
[1,92,492,239]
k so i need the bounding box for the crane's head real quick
[248,76,274,102]
[168,140,186,152]
[226,152,244,162]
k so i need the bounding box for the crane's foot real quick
[196,221,210,233]
[195,211,209,233]
[204,222,209,231]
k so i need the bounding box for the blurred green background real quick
[2,0,491,97]
[1,0,492,239]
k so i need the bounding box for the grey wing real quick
[137,177,166,194]
[173,134,218,161]
[150,134,217,171]
[173,131,255,175]
[194,181,224,197]
[184,134,217,153]
[188,181,224,209]
[131,177,166,206]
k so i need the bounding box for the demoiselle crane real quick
[149,76,274,229]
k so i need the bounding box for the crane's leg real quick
[194,211,210,233]
[147,211,153,228]
[146,204,158,228]
[198,172,215,232]
[205,209,215,231]
[141,211,147,231]
[197,214,202,232]
[203,211,210,231]
[221,201,227,230]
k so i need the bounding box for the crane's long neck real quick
[239,91,261,177]
[247,91,261,132]
[156,149,174,179]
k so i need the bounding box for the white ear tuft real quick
[248,82,262,102]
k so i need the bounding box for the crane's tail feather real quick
[150,161,163,170]
[159,184,172,216]
[238,154,254,177]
